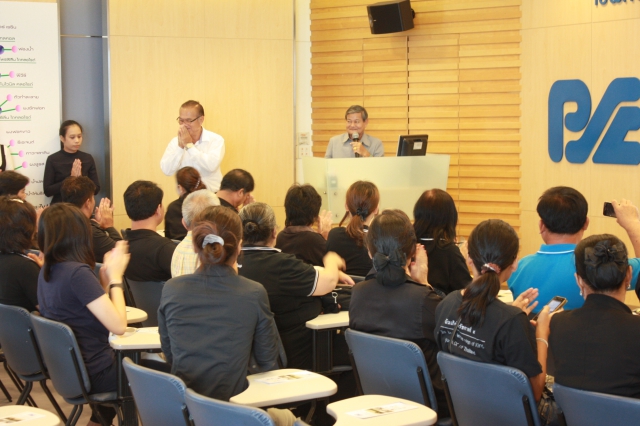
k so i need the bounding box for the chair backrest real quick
[185,388,275,426]
[0,304,42,377]
[29,313,91,399]
[125,278,165,327]
[344,328,438,410]
[554,383,640,426]
[122,358,190,426]
[437,352,541,426]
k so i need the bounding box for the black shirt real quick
[435,291,542,379]
[91,221,122,263]
[164,195,187,241]
[349,276,448,418]
[326,227,372,276]
[239,246,320,370]
[0,253,39,312]
[550,294,640,398]
[275,226,326,266]
[43,150,99,204]
[419,237,472,295]
[218,197,238,213]
[124,229,176,282]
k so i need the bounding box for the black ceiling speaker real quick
[367,0,415,35]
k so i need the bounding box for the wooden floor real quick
[0,363,93,425]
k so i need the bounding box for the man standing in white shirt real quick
[160,100,225,191]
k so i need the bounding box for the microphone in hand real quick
[352,132,360,157]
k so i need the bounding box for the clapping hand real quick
[410,244,430,286]
[94,198,115,229]
[512,287,539,315]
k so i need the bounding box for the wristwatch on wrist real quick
[185,143,195,150]
[109,282,124,291]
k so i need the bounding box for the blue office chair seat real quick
[437,351,541,426]
[554,383,640,426]
[185,388,275,426]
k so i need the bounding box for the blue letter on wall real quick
[547,77,640,165]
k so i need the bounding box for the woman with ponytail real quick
[550,234,640,398]
[326,180,379,276]
[239,202,353,371]
[349,209,449,418]
[158,205,281,401]
[165,166,207,240]
[435,219,550,402]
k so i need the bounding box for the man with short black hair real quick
[61,176,122,262]
[508,186,640,313]
[0,170,29,200]
[325,105,384,158]
[160,100,225,191]
[216,169,254,213]
[123,180,176,282]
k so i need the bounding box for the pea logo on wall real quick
[548,77,640,165]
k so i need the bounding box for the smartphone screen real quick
[548,298,563,313]
[603,202,616,218]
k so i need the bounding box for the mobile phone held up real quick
[532,296,567,321]
[603,202,616,218]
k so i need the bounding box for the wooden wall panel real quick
[311,0,521,239]
[109,0,294,231]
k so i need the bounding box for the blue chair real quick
[0,304,66,421]
[437,352,541,426]
[125,278,165,327]
[185,388,275,426]
[554,383,640,426]
[122,357,191,426]
[30,313,122,426]
[344,329,449,425]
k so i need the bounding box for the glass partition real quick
[301,154,450,222]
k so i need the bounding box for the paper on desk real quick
[0,412,46,423]
[347,402,418,419]
[137,327,159,333]
[255,371,314,385]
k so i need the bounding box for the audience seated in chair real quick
[61,176,122,263]
[435,219,551,406]
[0,170,29,200]
[171,189,220,277]
[550,233,640,398]
[0,196,40,312]
[413,189,471,297]
[238,202,353,370]
[508,187,640,313]
[275,184,331,267]
[326,181,379,276]
[165,166,207,241]
[216,168,255,213]
[348,209,449,418]
[123,180,176,282]
[158,206,281,401]
[36,203,130,426]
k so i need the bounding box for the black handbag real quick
[319,285,352,313]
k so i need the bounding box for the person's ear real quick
[582,217,590,231]
[575,273,588,295]
[624,265,633,289]
[181,218,188,231]
[272,227,278,240]
[538,220,546,235]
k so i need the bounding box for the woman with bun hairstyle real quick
[158,205,281,401]
[44,120,100,204]
[413,189,472,296]
[435,219,550,402]
[349,209,449,418]
[37,203,129,426]
[326,180,379,276]
[165,166,207,240]
[550,234,640,398]
[239,202,353,371]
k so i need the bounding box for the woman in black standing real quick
[43,120,99,204]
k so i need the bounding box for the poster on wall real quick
[0,1,60,208]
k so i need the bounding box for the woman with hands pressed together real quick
[349,209,450,418]
[37,203,129,426]
[44,121,100,204]
[434,219,551,403]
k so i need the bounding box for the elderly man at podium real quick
[324,105,384,158]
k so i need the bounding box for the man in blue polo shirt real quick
[509,187,640,313]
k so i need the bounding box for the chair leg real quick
[16,380,33,405]
[65,405,82,426]
[39,379,68,423]
[0,378,11,402]
[442,377,458,426]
